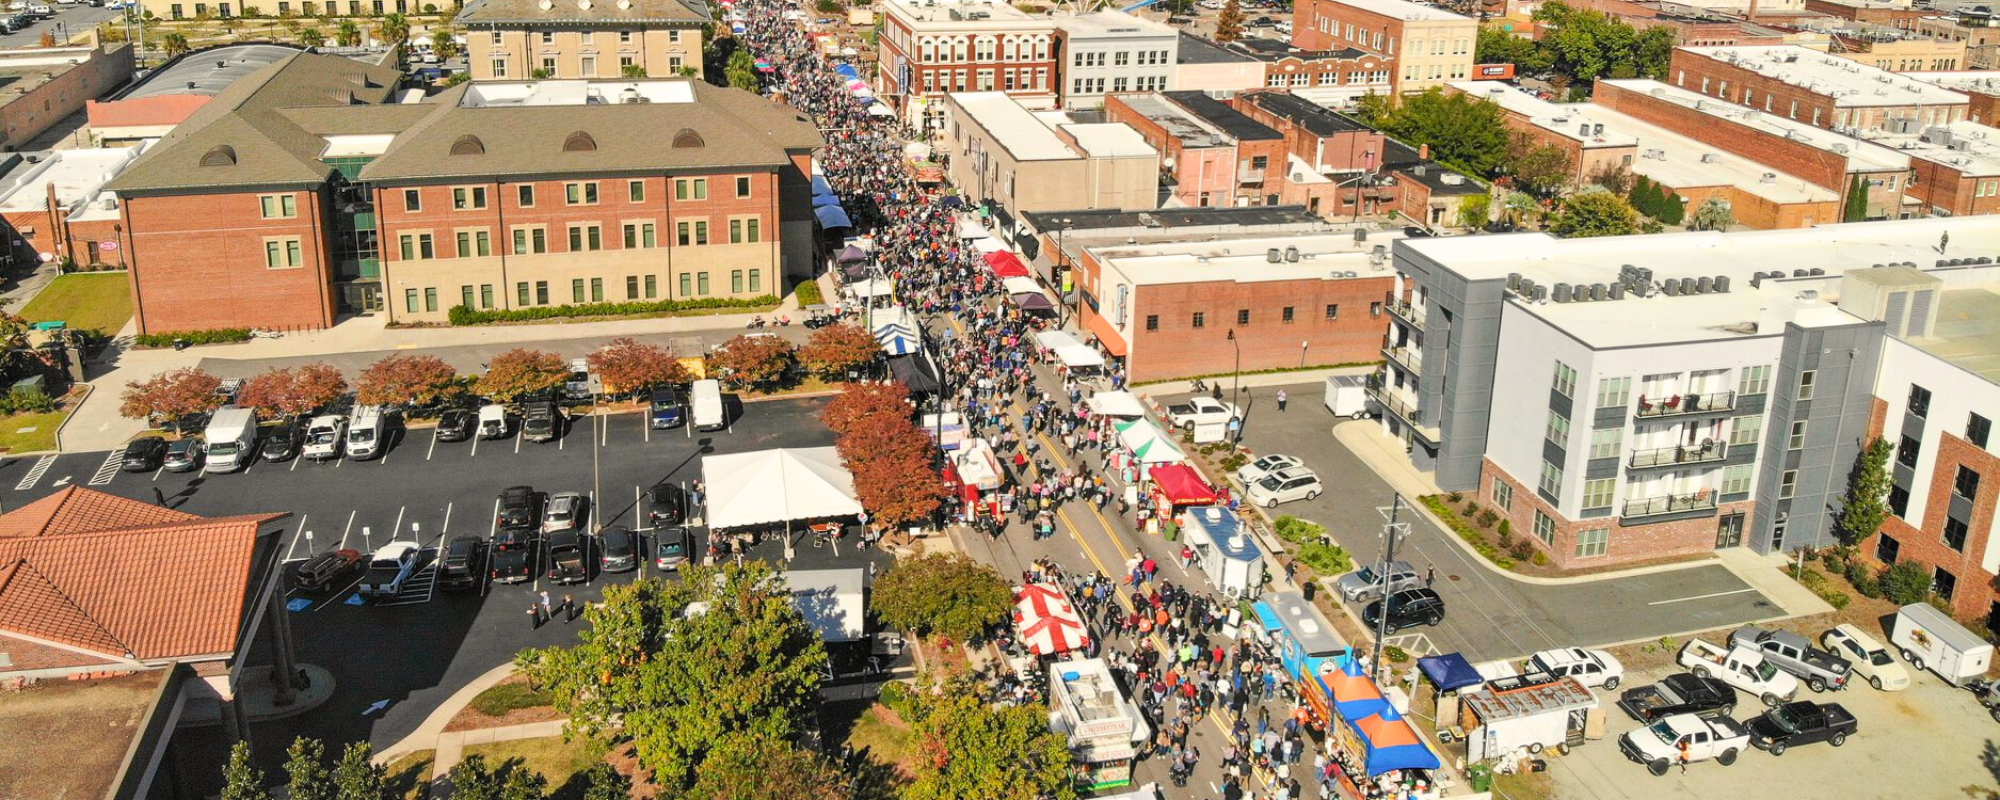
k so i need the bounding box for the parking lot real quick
[1153,382,1788,663]
[0,394,894,753]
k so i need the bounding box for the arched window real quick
[450,134,486,155]
[672,128,705,148]
[563,131,598,152]
[199,144,236,167]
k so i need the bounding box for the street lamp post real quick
[1055,217,1072,329]
[1226,328,1241,403]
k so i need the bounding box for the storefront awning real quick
[1148,463,1216,506]
[813,193,843,207]
[1084,312,1127,358]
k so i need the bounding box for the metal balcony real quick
[1366,377,1440,442]
[1382,340,1422,374]
[1620,491,1719,520]
[1384,294,1424,331]
[1238,166,1266,184]
[1634,390,1736,419]
[1627,442,1727,469]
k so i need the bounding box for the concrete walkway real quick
[426,720,569,795]
[374,661,520,765]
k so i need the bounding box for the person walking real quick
[1426,565,1437,587]
[528,604,542,629]
[540,590,552,621]
[1277,389,1288,411]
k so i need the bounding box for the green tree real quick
[499,766,547,800]
[1502,191,1541,226]
[1455,192,1492,229]
[1846,174,1870,222]
[580,763,632,800]
[221,741,271,800]
[161,32,190,57]
[517,563,827,790]
[1629,174,1657,217]
[1502,133,1574,199]
[1549,188,1638,238]
[1361,88,1510,177]
[431,26,458,59]
[334,741,391,800]
[902,679,1074,800]
[1475,26,1547,74]
[1836,437,1894,545]
[448,755,505,800]
[300,26,326,46]
[1587,162,1632,196]
[284,738,334,800]
[727,48,761,93]
[376,13,410,46]
[872,553,1013,643]
[689,731,849,800]
[1881,559,1933,605]
[1634,26,1677,80]
[336,18,363,46]
[1214,0,1246,42]
[1692,197,1735,231]
[1656,189,1686,225]
[622,62,648,78]
[474,348,568,402]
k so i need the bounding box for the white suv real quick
[1246,467,1321,508]
[1527,647,1625,690]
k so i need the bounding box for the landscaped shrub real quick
[1532,551,1549,567]
[1881,560,1933,605]
[446,295,778,325]
[1477,509,1499,528]
[1508,538,1535,561]
[1497,519,1513,539]
[0,388,58,415]
[1296,542,1353,576]
[795,279,824,306]
[1274,515,1327,546]
[133,328,252,347]
[1384,645,1409,662]
[1846,561,1881,598]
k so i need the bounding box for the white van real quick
[691,379,726,431]
[347,405,387,460]
[203,407,258,473]
[1889,602,1994,686]
[477,404,509,439]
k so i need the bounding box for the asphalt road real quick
[0,2,124,47]
[1155,382,1787,663]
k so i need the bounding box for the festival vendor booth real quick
[1455,676,1601,764]
[1015,582,1089,656]
[922,412,968,450]
[702,447,864,553]
[1306,657,1449,800]
[887,351,942,395]
[874,319,922,356]
[1178,504,1265,599]
[1086,390,1148,420]
[814,204,853,232]
[1033,330,1106,376]
[845,277,896,309]
[947,437,1007,523]
[783,568,866,643]
[984,250,1033,279]
[1046,657,1151,791]
[1253,591,1348,696]
[1416,652,1485,743]
[1112,418,1184,468]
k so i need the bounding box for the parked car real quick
[163,437,206,472]
[1335,559,1421,602]
[435,409,474,442]
[1678,639,1800,706]
[1618,673,1738,722]
[1527,647,1626,690]
[546,530,588,584]
[654,526,694,570]
[1730,625,1852,693]
[564,358,592,402]
[522,401,560,443]
[649,385,686,429]
[490,528,536,584]
[1236,453,1303,485]
[121,436,167,471]
[303,414,346,461]
[497,485,543,532]
[1246,467,1322,508]
[1361,587,1444,633]
[598,526,637,572]
[1821,624,1910,691]
[477,405,508,439]
[542,492,589,535]
[293,547,363,591]
[1619,713,1749,776]
[1166,396,1240,431]
[647,483,688,526]
[357,541,421,597]
[261,421,300,462]
[1745,701,1856,755]
[437,536,484,591]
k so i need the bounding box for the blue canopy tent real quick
[1353,706,1442,777]
[1417,653,1485,692]
[833,63,861,80]
[836,244,869,263]
[876,326,921,356]
[810,176,834,196]
[938,195,964,209]
[814,205,853,229]
[813,193,844,208]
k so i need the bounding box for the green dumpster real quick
[1468,765,1492,793]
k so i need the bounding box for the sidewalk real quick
[425,720,569,797]
[375,662,519,765]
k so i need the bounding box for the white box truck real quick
[692,379,726,431]
[347,405,387,460]
[1323,375,1377,420]
[203,408,258,473]
[1889,602,1994,686]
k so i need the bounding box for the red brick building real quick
[875,0,1060,130]
[1290,0,1477,94]
[1667,45,1970,131]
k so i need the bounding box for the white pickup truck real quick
[1679,638,1801,707]
[1166,396,1241,431]
[1619,713,1750,776]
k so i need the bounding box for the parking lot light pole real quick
[1373,496,1409,682]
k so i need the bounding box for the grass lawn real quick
[17,273,132,336]
[0,408,69,454]
[468,680,551,717]
[461,735,609,799]
[383,750,435,800]
[844,703,915,774]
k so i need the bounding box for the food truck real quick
[1179,504,1265,599]
[1048,657,1151,791]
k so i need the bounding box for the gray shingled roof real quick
[455,0,709,26]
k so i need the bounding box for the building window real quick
[1595,376,1630,409]
[729,218,762,244]
[398,233,434,260]
[645,275,657,298]
[1552,361,1577,398]
[1945,517,1969,552]
[452,186,487,210]
[512,227,547,254]
[1956,465,1982,499]
[680,273,692,297]
[424,287,437,312]
[676,178,708,200]
[698,272,710,295]
[566,182,599,205]
[1876,534,1900,564]
[624,223,657,248]
[1546,411,1570,446]
[1889,484,1910,517]
[1582,479,1615,511]
[259,194,297,219]
[1738,364,1771,396]
[591,278,603,302]
[264,237,304,268]
[1970,413,1991,449]
[517,185,535,207]
[1575,528,1609,558]
[518,282,531,306]
[1934,567,1958,601]
[629,180,645,203]
[1538,460,1562,499]
[1281,306,1295,323]
[627,275,640,300]
[1192,312,1205,329]
[1491,479,1512,510]
[1910,384,1932,417]
[1729,415,1763,447]
[1589,427,1622,459]
[1533,510,1555,544]
[734,175,754,198]
[1789,420,1808,450]
[1370,302,1383,317]
[1797,370,1816,401]
[749,270,761,293]
[732,270,744,293]
[1780,469,1798,499]
[1724,464,1753,495]
[403,188,421,211]
[405,288,418,313]
[568,225,602,251]
[1145,315,1159,331]
[481,284,494,309]
[1325,304,1338,320]
[572,279,586,303]
[1237,309,1250,325]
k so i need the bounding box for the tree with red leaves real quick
[798,323,880,379]
[120,367,224,429]
[356,354,464,408]
[820,381,911,437]
[237,362,348,418]
[475,348,569,402]
[587,338,690,396]
[838,410,946,529]
[710,335,796,389]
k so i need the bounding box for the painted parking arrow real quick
[363,699,392,715]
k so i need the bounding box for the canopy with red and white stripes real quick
[1014,582,1090,655]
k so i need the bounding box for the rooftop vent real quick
[672,129,705,148]
[199,144,237,167]
[1267,248,1283,263]
[1284,246,1300,263]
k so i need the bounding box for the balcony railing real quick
[1366,377,1422,425]
[1635,390,1736,419]
[1238,166,1266,184]
[1628,441,1727,469]
[1385,295,1424,331]
[1621,491,1719,520]
[1383,341,1422,374]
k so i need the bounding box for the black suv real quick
[122,436,168,471]
[490,528,537,584]
[649,386,686,429]
[522,402,560,443]
[438,536,485,591]
[646,483,688,526]
[436,409,474,442]
[294,548,363,591]
[262,421,300,463]
[1362,588,1446,633]
[497,486,543,531]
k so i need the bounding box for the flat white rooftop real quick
[1876,120,2000,177]
[1318,0,1470,22]
[458,79,695,107]
[0,144,147,215]
[952,91,1077,160]
[1094,229,1406,286]
[320,133,398,159]
[1678,46,1969,108]
[1455,82,1838,205]
[1401,216,2000,347]
[1909,70,2000,96]
[1054,10,1178,37]
[1601,79,1911,173]
[1061,122,1157,158]
[883,0,1044,26]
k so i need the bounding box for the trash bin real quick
[1163,520,1179,541]
[1302,580,1317,601]
[1468,765,1492,792]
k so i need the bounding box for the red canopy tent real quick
[983,250,1032,278]
[1014,582,1089,655]
[1148,464,1218,506]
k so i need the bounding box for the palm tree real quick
[1503,191,1540,227]
[161,31,190,57]
[429,26,457,59]
[375,12,408,45]
[335,18,361,46]
[299,26,325,47]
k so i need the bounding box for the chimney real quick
[1419,143,1430,161]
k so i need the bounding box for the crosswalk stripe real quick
[14,454,55,491]
[88,452,122,486]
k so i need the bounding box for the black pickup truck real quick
[1618,673,1738,722]
[546,531,589,585]
[1746,701,1857,755]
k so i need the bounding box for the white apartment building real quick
[1054,12,1179,111]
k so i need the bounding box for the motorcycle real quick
[746,316,767,329]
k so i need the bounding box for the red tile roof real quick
[0,488,285,664]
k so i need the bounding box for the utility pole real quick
[1373,495,1410,682]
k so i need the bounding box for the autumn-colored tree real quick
[587,338,690,396]
[835,405,933,470]
[238,363,347,419]
[798,323,879,379]
[709,335,795,389]
[840,411,946,528]
[356,353,464,408]
[120,368,224,428]
[474,349,568,402]
[820,380,911,436]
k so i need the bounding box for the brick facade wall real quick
[1804,0,1925,28]
[1966,90,2000,126]
[1668,49,1968,130]
[123,189,336,334]
[1861,432,2000,620]
[0,44,133,152]
[1595,81,1849,190]
[1480,459,1750,569]
[877,21,1060,109]
[1109,275,1393,383]
[1907,157,2000,217]
[1104,93,1237,208]
[1232,94,1387,175]
[0,209,128,269]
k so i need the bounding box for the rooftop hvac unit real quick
[1285,246,1300,263]
[1267,248,1283,263]
[1794,269,1810,277]
[1799,289,1820,301]
[1954,140,1975,152]
[1760,172,1777,184]
[1809,268,1825,276]
[1681,277,1698,295]
[1553,283,1572,302]
[1714,275,1730,292]
[1833,143,1850,154]
[1353,228,1368,243]
[1580,123,1591,137]
[1750,273,1764,289]
[1663,280,1681,296]
[1372,244,1388,261]
[1591,283,1607,301]
[1701,153,1720,163]
[1980,257,1993,264]
[1507,272,1522,292]
[1518,278,1535,298]
[1697,276,1713,293]
[1608,283,1626,300]
[1532,285,1548,302]
[1593,123,1605,136]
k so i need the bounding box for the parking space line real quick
[489,496,500,539]
[290,454,302,472]
[515,431,523,454]
[441,501,453,534]
[312,574,366,611]
[426,429,439,461]
[643,413,650,443]
[390,505,406,543]
[13,454,55,491]
[1648,587,1758,606]
[601,413,611,448]
[152,465,165,481]
[282,514,312,561]
[337,510,356,549]
[88,452,122,486]
[469,432,480,458]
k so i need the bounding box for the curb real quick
[374,661,519,765]
[52,383,92,453]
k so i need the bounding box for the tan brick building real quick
[1289,0,1476,94]
[457,0,709,81]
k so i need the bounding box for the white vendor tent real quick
[972,237,1007,254]
[785,568,867,642]
[1115,419,1186,464]
[1003,276,1045,296]
[702,447,862,529]
[1034,330,1103,368]
[847,277,896,299]
[959,218,993,239]
[1087,390,1148,419]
